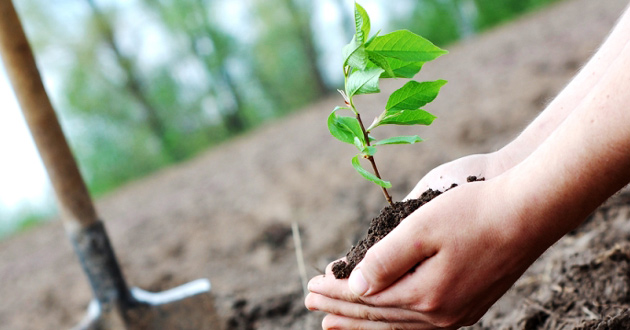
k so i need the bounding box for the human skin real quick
[406,3,630,197]
[305,6,630,330]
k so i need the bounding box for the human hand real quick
[306,177,553,329]
[404,152,508,200]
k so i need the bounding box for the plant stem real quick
[345,66,393,205]
[356,112,393,205]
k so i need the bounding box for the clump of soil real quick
[332,176,483,279]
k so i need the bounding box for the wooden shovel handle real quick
[0,0,98,232]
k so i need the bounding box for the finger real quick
[322,314,442,330]
[305,292,424,323]
[306,258,351,299]
[348,207,439,297]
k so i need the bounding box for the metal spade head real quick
[70,222,221,330]
[74,279,218,330]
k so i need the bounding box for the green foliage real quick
[328,107,365,145]
[375,109,436,128]
[366,30,448,62]
[474,0,564,31]
[330,3,447,198]
[354,2,371,44]
[389,0,462,47]
[385,80,447,111]
[342,36,368,70]
[373,135,423,146]
[368,57,424,79]
[389,0,562,48]
[346,67,384,97]
[352,155,392,188]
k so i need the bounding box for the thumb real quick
[348,214,437,297]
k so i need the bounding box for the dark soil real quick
[333,176,483,279]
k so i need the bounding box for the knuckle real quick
[414,295,441,314]
[348,294,368,305]
[359,309,387,323]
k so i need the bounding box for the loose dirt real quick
[1,0,629,329]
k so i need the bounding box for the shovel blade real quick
[74,279,222,330]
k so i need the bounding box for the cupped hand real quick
[404,152,509,200]
[306,177,551,329]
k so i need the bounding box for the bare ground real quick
[2,0,630,328]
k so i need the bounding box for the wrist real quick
[490,169,570,261]
[486,147,522,178]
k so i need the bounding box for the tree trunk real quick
[281,0,328,97]
[85,0,181,161]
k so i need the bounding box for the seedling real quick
[328,2,448,205]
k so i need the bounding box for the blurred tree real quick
[251,0,323,113]
[388,0,461,47]
[85,0,183,161]
[280,0,328,97]
[473,0,562,31]
[143,0,249,134]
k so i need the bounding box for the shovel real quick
[0,1,219,328]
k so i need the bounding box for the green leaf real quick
[327,108,365,144]
[366,51,395,78]
[346,67,384,97]
[354,3,370,44]
[352,155,392,188]
[366,30,448,62]
[366,56,425,79]
[386,80,447,111]
[373,135,423,145]
[383,58,424,78]
[353,137,377,156]
[342,36,368,70]
[378,109,437,127]
[353,136,365,150]
[363,146,377,156]
[386,61,424,78]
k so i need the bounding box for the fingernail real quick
[348,268,369,296]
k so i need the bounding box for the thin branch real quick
[356,112,393,205]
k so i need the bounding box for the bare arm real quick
[497,3,630,170]
[507,36,630,245]
[407,4,630,196]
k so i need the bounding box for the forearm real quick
[507,37,630,246]
[495,4,630,171]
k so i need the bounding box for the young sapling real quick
[328,2,448,205]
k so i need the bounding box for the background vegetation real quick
[1,0,562,238]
